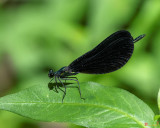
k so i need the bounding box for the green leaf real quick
[155,89,160,122]
[158,89,160,111]
[154,115,160,121]
[0,82,155,128]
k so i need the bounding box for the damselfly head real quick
[48,69,54,78]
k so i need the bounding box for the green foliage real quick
[158,89,160,111]
[0,0,160,127]
[154,90,160,123]
[0,82,156,128]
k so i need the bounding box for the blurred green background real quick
[0,0,160,128]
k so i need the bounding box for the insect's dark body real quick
[54,67,71,78]
[49,67,78,78]
[48,30,145,103]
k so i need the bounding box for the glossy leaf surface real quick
[0,82,155,128]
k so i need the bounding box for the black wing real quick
[68,30,134,74]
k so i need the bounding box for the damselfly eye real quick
[48,69,54,78]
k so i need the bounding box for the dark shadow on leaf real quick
[48,82,79,93]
